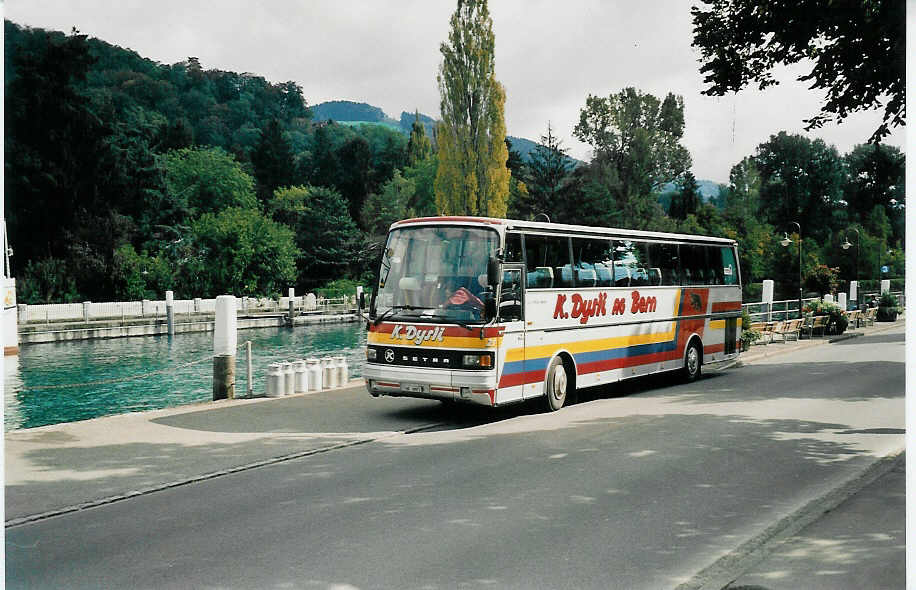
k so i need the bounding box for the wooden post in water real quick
[166,290,175,336]
[213,295,237,400]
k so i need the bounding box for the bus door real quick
[497,264,526,404]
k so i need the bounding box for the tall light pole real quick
[780,222,802,318]
[841,228,860,283]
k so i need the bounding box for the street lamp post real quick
[841,228,860,300]
[780,222,802,319]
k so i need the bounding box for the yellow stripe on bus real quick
[367,332,499,349]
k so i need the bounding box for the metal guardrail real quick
[742,291,905,323]
[19,295,356,324]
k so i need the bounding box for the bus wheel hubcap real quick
[687,347,699,375]
[553,366,567,397]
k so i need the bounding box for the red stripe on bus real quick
[711,301,741,312]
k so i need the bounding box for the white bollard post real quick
[823,294,834,304]
[761,280,774,321]
[294,359,308,393]
[849,281,858,304]
[306,358,322,390]
[880,279,890,294]
[838,293,847,310]
[213,295,237,400]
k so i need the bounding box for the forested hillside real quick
[4,21,415,302]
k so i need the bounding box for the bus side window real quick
[525,234,572,289]
[681,244,708,286]
[620,241,650,287]
[573,237,613,287]
[646,242,679,286]
[499,269,523,321]
[504,232,523,263]
[719,246,738,285]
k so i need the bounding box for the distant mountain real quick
[658,179,725,212]
[312,100,579,166]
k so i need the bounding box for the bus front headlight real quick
[367,348,377,361]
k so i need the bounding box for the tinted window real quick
[572,237,614,287]
[681,244,709,285]
[524,234,573,288]
[504,232,523,263]
[718,246,739,285]
[646,242,679,286]
[615,241,650,287]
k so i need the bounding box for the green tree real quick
[669,171,700,220]
[724,156,761,219]
[524,123,575,219]
[692,0,904,141]
[294,186,361,289]
[754,132,844,241]
[250,118,296,203]
[186,207,298,296]
[573,88,691,229]
[842,143,905,243]
[434,0,510,217]
[336,135,372,223]
[402,155,438,217]
[163,146,258,216]
[361,170,415,237]
[406,110,432,166]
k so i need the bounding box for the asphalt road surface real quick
[6,323,905,589]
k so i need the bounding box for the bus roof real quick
[390,216,737,246]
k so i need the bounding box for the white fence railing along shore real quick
[19,294,355,324]
[742,291,905,323]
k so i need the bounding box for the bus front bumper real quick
[363,363,497,406]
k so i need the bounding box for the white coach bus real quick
[363,216,742,411]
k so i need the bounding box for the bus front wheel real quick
[683,340,702,382]
[545,356,568,411]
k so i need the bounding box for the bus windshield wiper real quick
[372,305,432,325]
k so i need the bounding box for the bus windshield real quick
[374,225,499,324]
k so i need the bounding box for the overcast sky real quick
[4,0,904,183]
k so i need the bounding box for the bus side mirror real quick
[485,296,497,321]
[487,256,501,287]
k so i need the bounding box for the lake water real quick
[4,321,366,431]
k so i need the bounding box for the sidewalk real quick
[726,454,905,590]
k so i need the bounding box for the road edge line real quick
[674,449,905,590]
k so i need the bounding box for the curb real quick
[676,450,905,590]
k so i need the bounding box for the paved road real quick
[6,323,905,589]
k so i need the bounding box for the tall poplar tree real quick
[406,110,432,166]
[434,0,510,217]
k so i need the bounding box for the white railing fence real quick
[19,294,357,324]
[742,291,905,323]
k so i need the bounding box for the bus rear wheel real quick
[683,340,702,382]
[545,356,568,411]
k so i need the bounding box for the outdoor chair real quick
[863,307,877,327]
[772,319,801,342]
[844,309,861,329]
[750,321,773,345]
[803,315,829,338]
